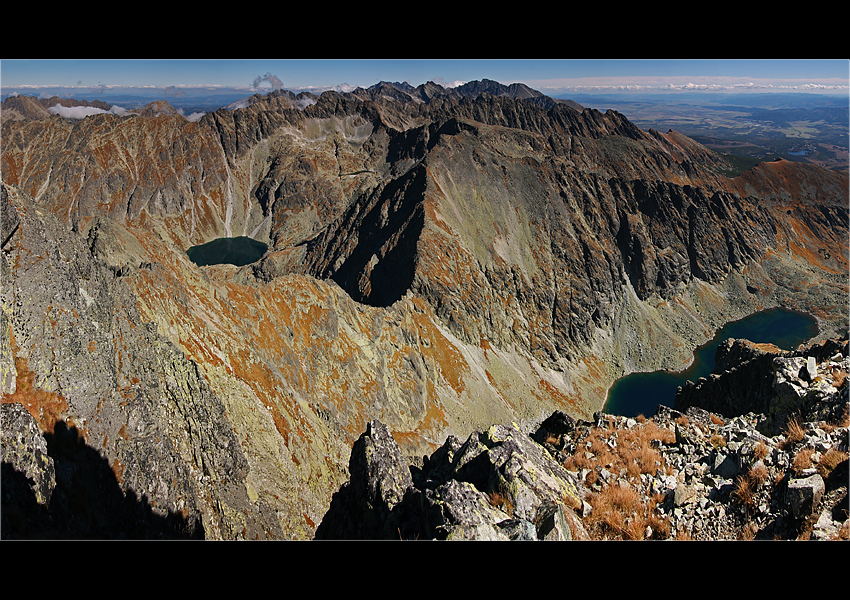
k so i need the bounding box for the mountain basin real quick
[186,236,268,267]
[604,307,819,418]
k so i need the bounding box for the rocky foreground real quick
[315,336,848,540]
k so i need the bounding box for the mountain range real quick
[1,78,847,539]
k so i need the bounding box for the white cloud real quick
[48,105,107,119]
[430,77,465,89]
[226,98,253,110]
[176,107,207,122]
[530,75,849,95]
[47,104,129,119]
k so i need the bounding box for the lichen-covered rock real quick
[676,336,849,436]
[787,473,826,519]
[1,183,279,539]
[316,417,589,540]
[2,402,56,507]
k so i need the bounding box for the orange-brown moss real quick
[2,355,70,435]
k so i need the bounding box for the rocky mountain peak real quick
[2,80,847,539]
[132,99,180,118]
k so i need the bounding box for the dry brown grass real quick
[792,447,815,475]
[782,417,806,448]
[641,419,677,446]
[732,474,756,510]
[487,489,514,516]
[565,418,677,540]
[621,440,660,479]
[748,462,770,487]
[563,448,595,473]
[840,404,850,427]
[738,522,758,540]
[709,433,726,449]
[647,513,671,539]
[830,368,847,389]
[710,413,725,426]
[588,434,612,461]
[753,440,769,461]
[586,482,645,540]
[817,448,849,479]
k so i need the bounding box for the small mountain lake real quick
[604,307,819,418]
[186,236,268,267]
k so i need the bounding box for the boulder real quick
[787,473,826,519]
[315,419,415,539]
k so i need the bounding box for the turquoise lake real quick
[604,308,819,418]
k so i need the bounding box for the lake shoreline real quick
[603,306,821,418]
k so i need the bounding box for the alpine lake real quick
[186,236,268,268]
[604,308,819,418]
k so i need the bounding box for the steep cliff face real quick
[2,83,847,538]
[1,185,279,538]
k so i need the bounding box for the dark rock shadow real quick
[2,420,204,540]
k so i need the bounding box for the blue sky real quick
[2,58,848,96]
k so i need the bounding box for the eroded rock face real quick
[316,418,590,540]
[675,336,849,435]
[2,82,847,538]
[1,184,278,539]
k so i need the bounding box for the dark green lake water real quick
[186,236,268,267]
[604,308,819,418]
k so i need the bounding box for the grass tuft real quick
[817,448,849,479]
[753,440,769,461]
[782,417,806,448]
[791,447,815,475]
[732,474,756,510]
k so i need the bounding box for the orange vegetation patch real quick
[391,398,448,456]
[112,457,126,485]
[411,301,468,395]
[2,355,70,435]
[536,377,583,413]
[228,348,294,446]
[748,341,782,354]
[785,216,847,275]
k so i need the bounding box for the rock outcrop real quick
[317,364,848,540]
[316,418,590,540]
[2,81,847,538]
[675,336,849,435]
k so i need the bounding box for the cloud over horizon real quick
[47,104,128,119]
[528,75,849,95]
